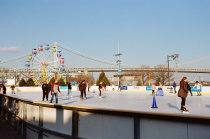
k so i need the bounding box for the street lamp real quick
[114,41,122,90]
[167,54,179,85]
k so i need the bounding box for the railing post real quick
[8,97,12,123]
[0,95,2,118]
[72,110,79,139]
[39,106,44,139]
[134,117,140,139]
[23,103,27,139]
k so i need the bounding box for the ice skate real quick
[181,107,189,113]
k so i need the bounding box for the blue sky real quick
[0,0,210,68]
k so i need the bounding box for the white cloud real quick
[0,46,20,52]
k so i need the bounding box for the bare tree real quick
[154,65,174,85]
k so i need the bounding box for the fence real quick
[0,93,210,139]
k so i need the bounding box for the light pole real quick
[114,41,122,90]
[167,54,179,85]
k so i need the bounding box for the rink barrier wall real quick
[5,86,210,94]
[1,94,210,139]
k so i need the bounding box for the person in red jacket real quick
[50,79,61,104]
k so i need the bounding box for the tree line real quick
[18,65,173,87]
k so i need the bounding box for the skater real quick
[187,81,193,96]
[2,84,6,94]
[119,85,121,92]
[42,81,49,101]
[104,83,107,91]
[48,83,51,95]
[87,83,91,92]
[193,81,202,96]
[112,84,115,91]
[156,82,164,96]
[79,80,87,100]
[67,82,72,98]
[151,83,156,96]
[173,81,177,93]
[50,79,61,104]
[99,82,103,98]
[10,85,15,94]
[178,77,189,112]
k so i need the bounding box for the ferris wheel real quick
[25,43,65,84]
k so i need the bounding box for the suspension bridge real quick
[1,42,210,139]
[0,42,210,84]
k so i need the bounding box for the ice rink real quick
[7,90,210,117]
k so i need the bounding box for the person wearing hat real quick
[151,83,156,96]
[50,79,61,103]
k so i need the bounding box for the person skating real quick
[178,77,189,112]
[99,82,103,98]
[10,85,15,94]
[48,83,51,95]
[42,81,49,101]
[193,81,202,96]
[50,79,61,104]
[151,83,156,96]
[104,83,107,91]
[87,82,90,92]
[2,84,6,94]
[186,81,193,96]
[67,82,72,98]
[156,82,164,96]
[173,81,177,93]
[79,80,87,100]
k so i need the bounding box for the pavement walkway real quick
[0,119,22,139]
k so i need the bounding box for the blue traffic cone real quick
[151,96,158,108]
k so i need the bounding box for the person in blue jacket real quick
[173,81,177,94]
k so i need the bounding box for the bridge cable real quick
[0,54,30,65]
[57,44,117,66]
[178,54,210,66]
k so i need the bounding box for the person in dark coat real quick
[42,81,49,101]
[2,84,6,94]
[10,85,15,94]
[99,82,103,98]
[79,80,87,100]
[48,83,51,95]
[186,81,193,96]
[67,82,72,98]
[178,77,189,112]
